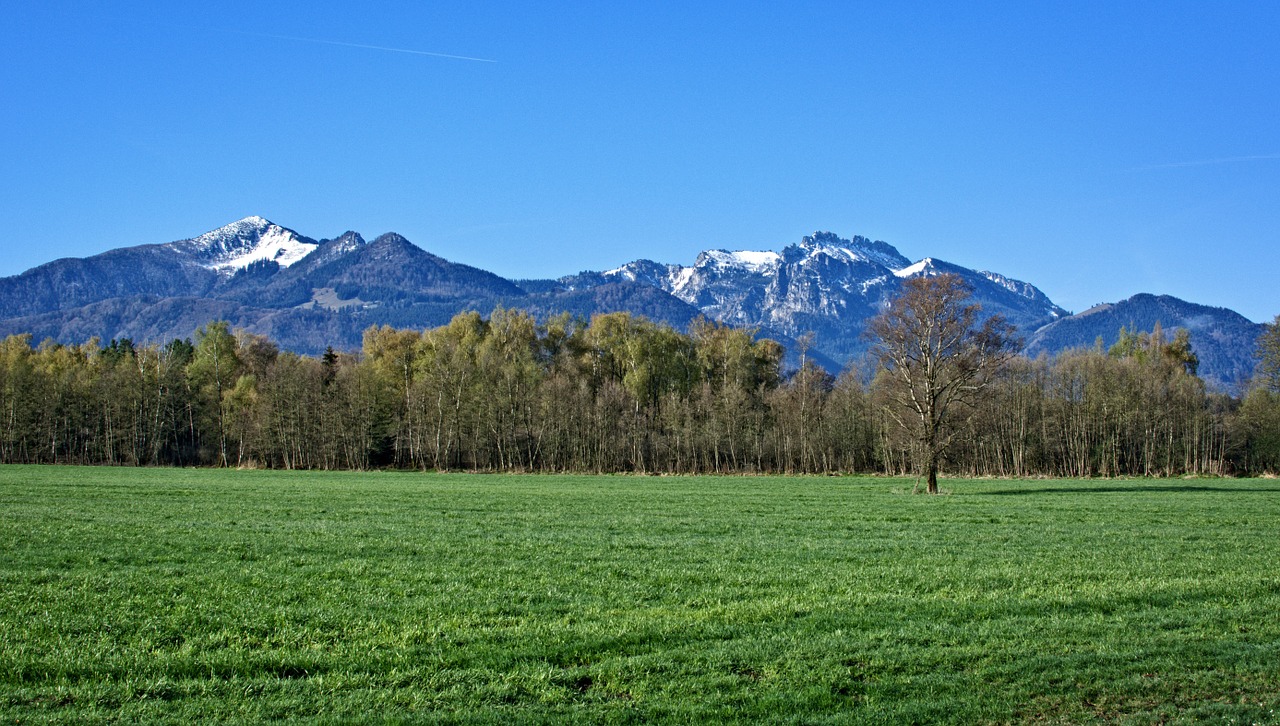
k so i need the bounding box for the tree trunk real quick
[927,458,939,494]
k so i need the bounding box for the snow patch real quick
[700,249,780,274]
[893,259,934,278]
[979,270,1041,299]
[860,275,889,294]
[728,249,780,270]
[980,270,1016,291]
[668,266,696,293]
[604,265,637,281]
[801,232,909,270]
[209,226,316,271]
[176,216,319,273]
[807,245,853,264]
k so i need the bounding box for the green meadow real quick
[2,466,1278,723]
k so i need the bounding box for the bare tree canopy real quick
[868,274,1021,493]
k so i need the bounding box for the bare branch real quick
[867,274,1019,493]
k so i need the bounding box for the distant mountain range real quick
[544,231,1069,366]
[0,216,1265,390]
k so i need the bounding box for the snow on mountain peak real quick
[201,216,272,239]
[893,258,936,278]
[979,270,1044,301]
[175,216,319,273]
[799,231,910,270]
[698,249,781,274]
[801,231,844,248]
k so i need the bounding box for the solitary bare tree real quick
[868,274,1020,493]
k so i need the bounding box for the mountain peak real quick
[370,232,411,246]
[0,217,1258,389]
[798,231,911,270]
[800,231,844,248]
[694,248,781,274]
[170,216,317,273]
[1027,292,1264,391]
[237,214,271,227]
[893,257,937,278]
[204,215,274,237]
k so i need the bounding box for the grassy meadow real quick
[1,466,1278,723]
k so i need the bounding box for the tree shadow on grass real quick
[981,484,1280,496]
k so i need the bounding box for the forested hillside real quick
[1,309,1276,476]
[1027,293,1265,392]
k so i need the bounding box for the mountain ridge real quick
[1027,293,1265,391]
[0,217,1263,389]
[548,231,1068,363]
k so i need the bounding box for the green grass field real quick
[2,466,1278,723]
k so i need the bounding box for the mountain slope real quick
[1026,293,1265,391]
[317,232,525,303]
[0,216,317,318]
[0,219,711,356]
[547,231,1067,362]
[0,218,1261,388]
[166,216,319,271]
[0,246,218,318]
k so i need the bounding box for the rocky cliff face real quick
[557,231,1066,361]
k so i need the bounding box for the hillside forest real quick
[1,303,1278,478]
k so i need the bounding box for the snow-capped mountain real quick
[562,231,1066,361]
[0,217,1260,388]
[0,216,326,319]
[166,216,319,272]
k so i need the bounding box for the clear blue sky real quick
[3,2,1277,322]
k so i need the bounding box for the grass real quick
[1,466,1279,723]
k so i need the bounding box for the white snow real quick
[799,232,910,271]
[893,258,934,278]
[728,249,780,269]
[603,265,637,281]
[208,226,317,271]
[804,245,847,265]
[178,217,319,272]
[859,248,910,271]
[860,275,889,293]
[979,270,1052,302]
[813,245,879,267]
[700,249,780,274]
[668,266,696,294]
[979,270,1021,294]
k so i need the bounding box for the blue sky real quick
[3,2,1277,322]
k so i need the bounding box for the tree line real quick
[1,298,1277,477]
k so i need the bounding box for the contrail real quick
[1131,153,1280,170]
[218,29,497,63]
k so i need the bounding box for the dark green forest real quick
[1,306,1278,477]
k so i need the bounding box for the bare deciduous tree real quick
[868,274,1020,493]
